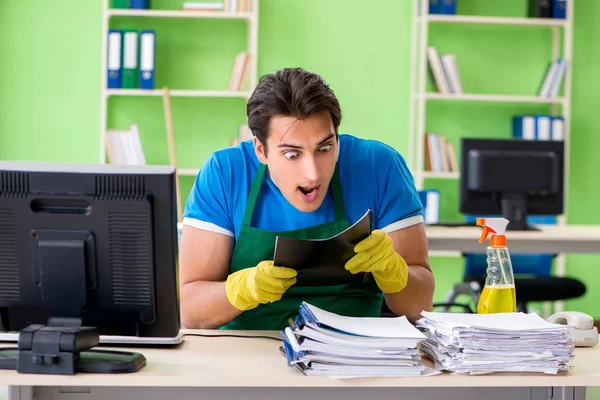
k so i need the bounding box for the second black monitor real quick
[460,138,564,231]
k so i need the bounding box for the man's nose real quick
[302,157,321,182]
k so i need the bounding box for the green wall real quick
[0,0,598,317]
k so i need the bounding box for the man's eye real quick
[319,145,332,152]
[284,151,299,160]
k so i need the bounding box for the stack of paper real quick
[416,311,574,375]
[281,302,431,377]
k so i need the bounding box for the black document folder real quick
[273,209,373,287]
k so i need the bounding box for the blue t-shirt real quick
[182,134,424,240]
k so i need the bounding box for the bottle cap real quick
[476,218,510,247]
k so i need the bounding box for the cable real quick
[184,333,283,342]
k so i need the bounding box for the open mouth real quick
[298,185,320,202]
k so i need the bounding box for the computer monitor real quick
[0,161,180,373]
[459,138,564,231]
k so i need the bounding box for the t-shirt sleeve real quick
[372,143,424,232]
[182,154,234,237]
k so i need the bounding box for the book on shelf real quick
[228,52,251,91]
[229,0,253,12]
[529,0,552,18]
[428,0,456,15]
[513,114,564,141]
[427,46,463,95]
[129,0,149,9]
[538,58,567,98]
[111,0,149,8]
[185,0,252,13]
[529,0,567,19]
[418,190,440,224]
[106,29,156,90]
[182,2,224,11]
[106,124,146,165]
[551,0,567,19]
[424,133,458,173]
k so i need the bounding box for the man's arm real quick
[384,223,434,322]
[178,225,241,329]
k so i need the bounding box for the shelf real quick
[105,89,251,98]
[423,171,460,179]
[107,9,254,21]
[177,168,199,176]
[428,250,462,258]
[421,93,565,104]
[420,15,568,27]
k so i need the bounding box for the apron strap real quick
[330,165,345,221]
[242,162,346,227]
[242,163,267,227]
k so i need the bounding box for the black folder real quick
[273,209,373,287]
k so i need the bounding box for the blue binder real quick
[130,0,150,9]
[512,115,536,140]
[429,0,440,14]
[439,0,457,15]
[107,29,122,89]
[139,30,155,90]
[552,0,567,18]
[418,190,440,224]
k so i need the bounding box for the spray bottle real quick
[476,217,517,314]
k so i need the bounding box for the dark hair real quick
[246,68,342,152]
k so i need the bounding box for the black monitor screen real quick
[459,138,564,231]
[0,161,180,339]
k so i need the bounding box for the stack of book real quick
[106,29,155,90]
[427,46,463,95]
[512,114,564,141]
[281,302,431,377]
[538,58,568,98]
[528,0,567,19]
[428,0,457,15]
[424,133,458,173]
[181,0,253,12]
[416,311,574,375]
[228,52,251,91]
[105,124,146,165]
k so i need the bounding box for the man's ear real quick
[253,136,268,164]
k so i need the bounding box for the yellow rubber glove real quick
[225,261,297,311]
[345,230,408,293]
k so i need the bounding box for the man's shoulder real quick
[339,134,404,166]
[210,139,255,163]
[204,140,257,176]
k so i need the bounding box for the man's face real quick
[254,111,338,213]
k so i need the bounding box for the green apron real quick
[221,163,383,330]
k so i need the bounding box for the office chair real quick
[439,215,586,313]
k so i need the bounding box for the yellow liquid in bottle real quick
[477,284,517,314]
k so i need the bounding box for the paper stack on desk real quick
[281,302,431,377]
[416,311,574,375]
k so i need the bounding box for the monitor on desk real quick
[459,138,564,231]
[0,161,181,347]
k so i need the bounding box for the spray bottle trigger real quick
[479,226,495,243]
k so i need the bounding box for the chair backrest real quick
[463,214,556,278]
[464,253,554,277]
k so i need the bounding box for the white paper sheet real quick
[305,302,426,339]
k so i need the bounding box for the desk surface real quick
[0,330,599,388]
[425,224,600,254]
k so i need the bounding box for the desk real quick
[2,330,598,400]
[425,224,600,254]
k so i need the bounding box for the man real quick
[179,67,434,330]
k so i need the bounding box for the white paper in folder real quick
[420,311,567,332]
[303,302,426,339]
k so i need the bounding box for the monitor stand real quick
[0,231,146,374]
[0,322,146,374]
[501,194,539,231]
